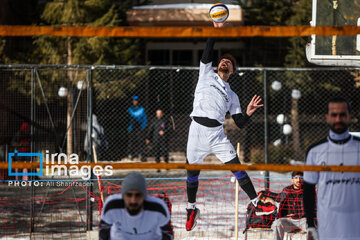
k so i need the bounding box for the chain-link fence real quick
[1,65,360,165]
[91,66,360,165]
[1,65,360,238]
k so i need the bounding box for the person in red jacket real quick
[13,122,31,181]
[264,172,306,240]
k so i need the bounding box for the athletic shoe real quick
[186,208,200,231]
[254,201,276,216]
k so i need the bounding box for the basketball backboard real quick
[306,0,360,66]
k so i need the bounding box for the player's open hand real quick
[246,95,263,116]
[262,197,275,205]
[258,192,275,205]
[213,21,226,28]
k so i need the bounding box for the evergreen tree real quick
[0,0,40,63]
[0,39,9,63]
[241,0,298,66]
[32,0,146,65]
[22,0,150,155]
[284,0,312,67]
[244,0,297,26]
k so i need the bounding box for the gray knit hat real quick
[121,172,147,197]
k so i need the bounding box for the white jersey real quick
[100,194,170,240]
[304,134,360,240]
[190,61,242,123]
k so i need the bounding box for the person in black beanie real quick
[99,172,173,240]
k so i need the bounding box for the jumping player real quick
[303,97,360,240]
[185,21,269,231]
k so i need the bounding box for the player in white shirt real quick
[100,172,173,240]
[303,96,360,240]
[185,21,270,231]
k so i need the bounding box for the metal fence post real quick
[86,67,94,231]
[71,86,77,154]
[263,70,270,189]
[30,67,35,234]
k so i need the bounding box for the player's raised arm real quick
[200,38,215,65]
[200,21,226,65]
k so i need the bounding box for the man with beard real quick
[99,172,173,240]
[303,96,360,240]
[267,171,307,240]
[185,20,270,231]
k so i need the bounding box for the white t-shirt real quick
[304,135,360,240]
[190,61,242,123]
[100,194,170,240]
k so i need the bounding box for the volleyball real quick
[209,3,229,23]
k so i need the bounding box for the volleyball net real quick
[0,170,313,240]
[2,159,360,239]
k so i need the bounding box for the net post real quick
[234,143,240,240]
[263,70,270,189]
[93,145,104,205]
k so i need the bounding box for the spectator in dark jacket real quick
[146,109,172,163]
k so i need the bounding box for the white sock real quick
[251,197,259,207]
[187,202,196,209]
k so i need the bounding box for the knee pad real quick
[233,170,248,180]
[225,156,250,185]
[187,170,200,184]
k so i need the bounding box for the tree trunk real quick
[291,98,301,161]
[66,36,73,156]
